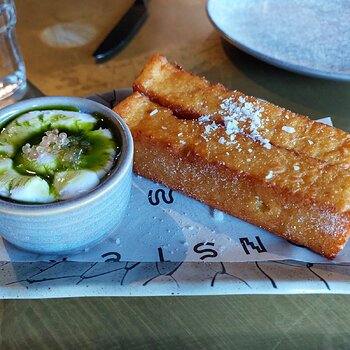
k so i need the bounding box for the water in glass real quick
[0,0,26,104]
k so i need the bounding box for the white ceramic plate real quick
[206,0,350,81]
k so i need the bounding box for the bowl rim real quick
[0,96,133,216]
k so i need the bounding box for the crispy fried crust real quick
[114,92,350,259]
[115,54,350,258]
[133,54,350,168]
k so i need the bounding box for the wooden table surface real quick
[1,0,350,348]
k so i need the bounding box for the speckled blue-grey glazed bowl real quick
[0,96,133,254]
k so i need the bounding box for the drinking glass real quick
[0,0,26,107]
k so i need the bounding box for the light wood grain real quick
[2,295,350,349]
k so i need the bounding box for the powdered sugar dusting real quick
[198,115,211,123]
[318,210,349,237]
[265,170,274,180]
[198,95,272,149]
[218,136,226,144]
[282,126,296,133]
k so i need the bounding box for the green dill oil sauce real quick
[0,107,121,204]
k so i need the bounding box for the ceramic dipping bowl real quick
[0,96,133,254]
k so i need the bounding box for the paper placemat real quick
[0,87,345,265]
